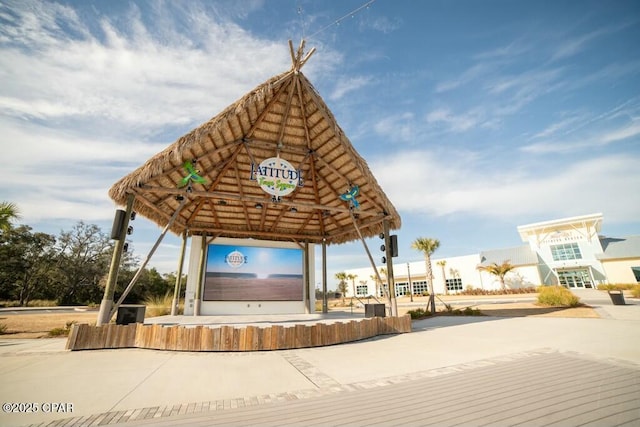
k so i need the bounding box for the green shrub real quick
[442,306,483,316]
[537,286,580,307]
[27,299,58,307]
[407,308,431,319]
[0,323,8,334]
[48,327,69,337]
[48,321,77,337]
[459,287,538,296]
[631,285,640,298]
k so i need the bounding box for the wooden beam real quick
[137,186,380,217]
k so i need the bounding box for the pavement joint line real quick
[26,348,564,427]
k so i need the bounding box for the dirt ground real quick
[0,295,600,339]
[0,312,99,339]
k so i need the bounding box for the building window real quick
[551,243,582,261]
[446,278,463,291]
[410,281,429,295]
[356,285,368,296]
[632,267,640,283]
[379,284,388,297]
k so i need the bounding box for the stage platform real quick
[143,311,371,328]
[66,313,412,352]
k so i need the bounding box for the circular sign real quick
[225,250,246,268]
[253,157,301,197]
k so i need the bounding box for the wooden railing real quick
[66,315,411,352]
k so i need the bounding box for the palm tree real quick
[412,237,440,314]
[0,201,20,232]
[477,260,516,291]
[379,267,388,298]
[347,273,357,301]
[335,272,348,304]
[370,273,380,298]
[437,260,447,295]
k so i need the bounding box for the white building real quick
[343,213,640,297]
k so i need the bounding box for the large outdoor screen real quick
[203,244,303,301]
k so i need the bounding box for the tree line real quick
[0,202,180,306]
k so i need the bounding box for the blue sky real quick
[1,0,639,290]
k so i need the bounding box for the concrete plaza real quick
[0,292,638,427]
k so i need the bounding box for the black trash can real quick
[116,304,146,325]
[607,290,626,306]
[365,303,386,318]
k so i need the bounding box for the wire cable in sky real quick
[307,0,376,40]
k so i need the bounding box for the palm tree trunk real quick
[426,256,435,314]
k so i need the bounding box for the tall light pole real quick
[407,262,413,302]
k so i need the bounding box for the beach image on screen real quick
[203,244,303,301]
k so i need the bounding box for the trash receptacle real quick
[607,290,626,306]
[365,303,386,318]
[116,304,146,325]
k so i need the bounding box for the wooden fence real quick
[66,315,411,352]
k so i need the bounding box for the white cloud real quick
[435,63,493,93]
[425,108,482,133]
[0,1,340,227]
[0,1,290,135]
[523,118,640,153]
[371,151,640,224]
[329,75,373,100]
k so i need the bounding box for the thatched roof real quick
[109,41,400,245]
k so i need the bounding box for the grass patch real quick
[537,286,581,307]
[48,321,76,337]
[601,283,640,298]
[0,299,58,308]
[143,293,176,317]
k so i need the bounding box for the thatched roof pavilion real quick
[108,41,400,245]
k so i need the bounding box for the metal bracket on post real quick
[97,194,135,326]
[383,219,398,317]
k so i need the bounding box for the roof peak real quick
[289,40,316,73]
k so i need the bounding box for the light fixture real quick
[218,200,227,206]
[255,203,263,209]
[290,207,298,213]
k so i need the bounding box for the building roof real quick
[108,41,400,244]
[517,213,603,242]
[479,245,539,267]
[598,235,640,260]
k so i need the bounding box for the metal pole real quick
[349,214,387,298]
[383,219,398,317]
[322,239,328,313]
[304,241,310,314]
[194,234,207,316]
[171,231,188,316]
[408,262,413,302]
[110,198,186,319]
[97,194,134,326]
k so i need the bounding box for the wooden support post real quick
[194,234,207,316]
[171,231,188,316]
[322,239,328,313]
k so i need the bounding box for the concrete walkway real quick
[0,294,638,427]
